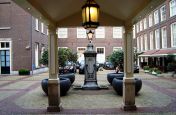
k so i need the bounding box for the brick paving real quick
[0,70,176,115]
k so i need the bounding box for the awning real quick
[139,49,176,57]
[139,50,159,57]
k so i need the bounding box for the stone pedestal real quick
[82,43,99,90]
[47,79,62,112]
[122,77,136,111]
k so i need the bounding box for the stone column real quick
[47,25,62,112]
[122,25,136,111]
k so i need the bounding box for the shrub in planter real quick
[19,69,30,75]
[143,66,149,70]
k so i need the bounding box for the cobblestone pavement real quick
[0,70,176,115]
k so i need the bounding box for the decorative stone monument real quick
[82,42,100,90]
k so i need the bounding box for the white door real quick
[35,43,39,68]
[96,47,105,64]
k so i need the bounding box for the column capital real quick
[124,25,133,33]
[48,24,57,35]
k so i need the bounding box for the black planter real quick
[60,73,75,84]
[112,78,142,96]
[41,77,71,96]
[107,72,124,85]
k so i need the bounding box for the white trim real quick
[154,10,159,25]
[171,22,176,47]
[0,27,11,30]
[160,5,166,22]
[35,18,39,31]
[170,0,176,17]
[0,40,12,74]
[58,28,68,38]
[96,47,105,63]
[161,26,167,48]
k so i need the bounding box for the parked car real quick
[103,61,115,70]
[78,60,99,74]
[59,61,76,74]
[134,64,139,73]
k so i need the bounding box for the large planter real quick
[107,72,124,85]
[41,77,71,96]
[112,78,142,96]
[60,73,75,84]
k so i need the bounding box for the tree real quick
[40,48,78,68]
[40,50,48,66]
[107,50,124,68]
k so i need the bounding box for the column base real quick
[47,104,62,112]
[122,77,136,111]
[122,103,137,111]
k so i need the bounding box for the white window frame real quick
[140,35,144,51]
[154,10,159,25]
[144,34,148,51]
[136,23,139,33]
[150,31,154,50]
[41,23,44,34]
[140,20,143,31]
[113,47,122,52]
[161,26,167,48]
[155,29,160,49]
[0,40,12,74]
[137,37,140,52]
[149,13,153,27]
[35,18,39,31]
[133,25,136,39]
[58,28,68,38]
[170,0,176,17]
[77,28,87,38]
[160,5,166,22]
[113,27,123,38]
[143,18,147,30]
[95,27,105,38]
[171,22,176,47]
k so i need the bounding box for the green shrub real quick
[153,67,158,72]
[149,68,153,73]
[156,70,162,74]
[19,69,30,75]
[143,66,149,70]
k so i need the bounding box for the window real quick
[154,10,159,25]
[133,25,136,39]
[97,48,104,54]
[58,28,68,38]
[77,28,86,38]
[161,26,167,48]
[0,42,10,48]
[143,18,147,30]
[155,29,160,49]
[47,29,49,35]
[144,34,148,51]
[113,27,122,38]
[150,31,154,50]
[140,35,144,51]
[140,20,143,31]
[137,37,140,52]
[171,22,176,47]
[170,0,176,17]
[113,47,122,51]
[35,43,39,68]
[149,14,153,27]
[136,23,139,33]
[41,23,44,33]
[95,27,105,38]
[160,5,166,22]
[35,18,39,31]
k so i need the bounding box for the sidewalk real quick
[0,70,176,114]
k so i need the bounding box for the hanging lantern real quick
[82,0,100,30]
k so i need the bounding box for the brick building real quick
[57,27,123,63]
[0,0,123,75]
[134,0,176,71]
[0,0,48,74]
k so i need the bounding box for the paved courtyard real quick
[0,70,176,114]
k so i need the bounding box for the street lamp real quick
[82,0,100,30]
[87,30,94,43]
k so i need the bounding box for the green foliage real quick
[40,50,48,66]
[40,48,78,68]
[156,70,162,74]
[107,50,124,67]
[19,69,30,75]
[143,66,149,70]
[58,48,77,67]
